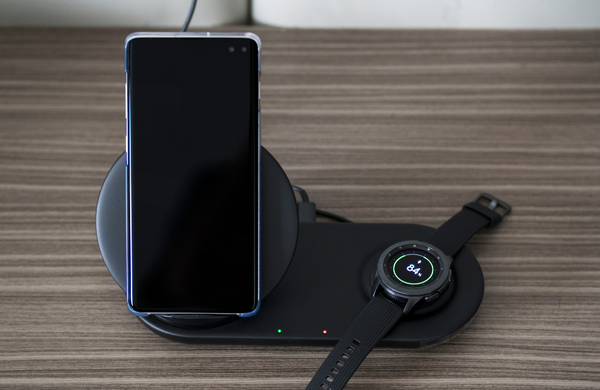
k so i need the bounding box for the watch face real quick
[376,240,450,299]
[385,248,441,289]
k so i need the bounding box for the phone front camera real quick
[229,46,235,53]
[241,47,247,53]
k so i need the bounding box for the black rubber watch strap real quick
[426,193,511,258]
[425,206,490,258]
[305,293,404,390]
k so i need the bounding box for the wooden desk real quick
[1,27,599,389]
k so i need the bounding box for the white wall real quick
[0,0,248,27]
[1,0,598,29]
[254,0,600,29]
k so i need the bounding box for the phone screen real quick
[126,36,259,314]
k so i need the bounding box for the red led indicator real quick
[323,330,327,334]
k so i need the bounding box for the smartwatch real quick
[305,193,511,390]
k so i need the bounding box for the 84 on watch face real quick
[385,248,441,288]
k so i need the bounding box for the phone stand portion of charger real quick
[96,148,485,348]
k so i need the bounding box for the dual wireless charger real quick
[96,148,484,347]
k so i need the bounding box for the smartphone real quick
[125,33,261,316]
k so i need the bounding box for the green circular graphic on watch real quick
[390,252,435,286]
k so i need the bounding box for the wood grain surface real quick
[0,26,599,389]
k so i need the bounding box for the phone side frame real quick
[124,32,262,317]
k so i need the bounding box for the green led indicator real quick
[277,329,282,333]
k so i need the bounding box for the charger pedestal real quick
[96,148,484,347]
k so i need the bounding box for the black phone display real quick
[125,34,260,315]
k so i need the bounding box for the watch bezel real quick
[376,240,452,301]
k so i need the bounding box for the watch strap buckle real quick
[463,193,511,228]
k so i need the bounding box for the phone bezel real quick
[124,32,261,317]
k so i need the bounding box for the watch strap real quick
[305,293,404,390]
[426,193,511,258]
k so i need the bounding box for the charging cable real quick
[181,0,198,32]
[292,186,352,223]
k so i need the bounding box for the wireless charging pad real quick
[96,149,485,348]
[96,148,299,329]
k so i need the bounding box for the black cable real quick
[316,209,352,223]
[292,186,310,202]
[181,0,198,32]
[293,185,352,223]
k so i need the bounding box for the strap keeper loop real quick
[463,202,502,227]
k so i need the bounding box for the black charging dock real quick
[96,148,484,348]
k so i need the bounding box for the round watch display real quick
[386,248,440,288]
[376,240,451,301]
